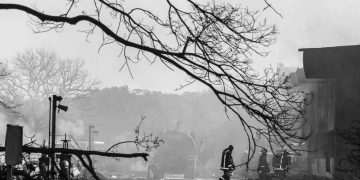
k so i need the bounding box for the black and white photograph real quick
[0,0,359,180]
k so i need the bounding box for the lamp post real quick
[50,95,68,179]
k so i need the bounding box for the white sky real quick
[1,0,360,93]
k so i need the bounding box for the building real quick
[290,45,360,179]
[289,68,335,178]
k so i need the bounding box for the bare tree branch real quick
[263,0,283,18]
[0,146,148,160]
[0,1,307,165]
[106,116,163,153]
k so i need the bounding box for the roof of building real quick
[299,45,360,79]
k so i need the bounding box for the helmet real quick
[282,148,289,154]
[228,145,234,150]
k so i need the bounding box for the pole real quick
[194,144,198,179]
[48,97,52,178]
[51,95,57,179]
[88,125,93,150]
[48,97,51,148]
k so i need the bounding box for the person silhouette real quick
[219,145,235,180]
[257,148,270,180]
[280,148,291,175]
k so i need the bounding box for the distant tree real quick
[1,49,98,100]
[0,49,99,135]
[0,0,306,165]
[0,63,18,113]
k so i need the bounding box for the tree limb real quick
[0,146,149,161]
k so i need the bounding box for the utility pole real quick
[48,97,51,148]
[50,95,58,179]
[88,125,99,151]
[49,95,68,179]
[88,125,94,150]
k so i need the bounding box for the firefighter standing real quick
[257,148,270,180]
[219,145,235,180]
[280,149,291,174]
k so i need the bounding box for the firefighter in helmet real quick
[219,145,235,180]
[280,148,291,173]
[257,148,270,180]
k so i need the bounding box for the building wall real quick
[307,80,335,178]
[289,69,336,178]
[299,45,360,179]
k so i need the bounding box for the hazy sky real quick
[0,0,360,93]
